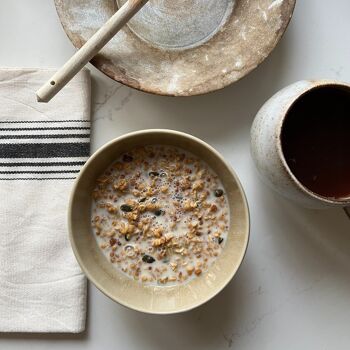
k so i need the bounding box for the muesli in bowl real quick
[69,130,249,314]
[91,145,230,286]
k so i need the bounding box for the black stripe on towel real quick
[0,177,76,180]
[0,143,89,158]
[0,134,90,139]
[0,120,90,124]
[0,170,80,174]
[0,127,90,131]
[0,161,85,167]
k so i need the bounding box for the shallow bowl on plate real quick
[69,130,249,314]
[55,0,295,96]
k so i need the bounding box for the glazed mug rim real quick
[275,80,350,206]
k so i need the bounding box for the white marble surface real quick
[1,1,350,349]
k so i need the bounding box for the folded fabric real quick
[0,68,90,333]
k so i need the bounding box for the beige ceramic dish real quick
[54,0,295,96]
[69,130,249,314]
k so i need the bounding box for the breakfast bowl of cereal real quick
[69,129,249,314]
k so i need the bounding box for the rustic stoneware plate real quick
[54,0,296,96]
[69,130,250,314]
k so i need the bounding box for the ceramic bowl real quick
[54,0,295,96]
[69,129,249,314]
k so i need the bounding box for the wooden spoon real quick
[36,0,149,103]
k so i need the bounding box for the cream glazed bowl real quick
[251,80,350,209]
[69,130,250,314]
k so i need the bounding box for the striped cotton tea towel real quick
[0,68,90,333]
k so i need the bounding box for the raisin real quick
[142,255,155,263]
[154,209,164,216]
[120,204,133,212]
[122,154,133,162]
[214,189,224,197]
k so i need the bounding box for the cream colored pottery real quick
[69,130,250,314]
[251,80,350,209]
[54,0,296,96]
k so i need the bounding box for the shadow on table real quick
[119,259,254,350]
[251,172,350,291]
[273,195,350,273]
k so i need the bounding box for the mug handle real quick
[344,207,350,220]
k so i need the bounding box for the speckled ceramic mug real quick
[250,80,350,209]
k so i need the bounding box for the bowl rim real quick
[68,129,250,314]
[54,0,296,96]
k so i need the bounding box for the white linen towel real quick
[0,68,90,333]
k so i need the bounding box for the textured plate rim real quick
[53,1,296,95]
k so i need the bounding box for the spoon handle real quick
[36,0,148,103]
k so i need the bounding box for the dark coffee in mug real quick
[281,85,350,199]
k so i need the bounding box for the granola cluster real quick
[91,145,229,285]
